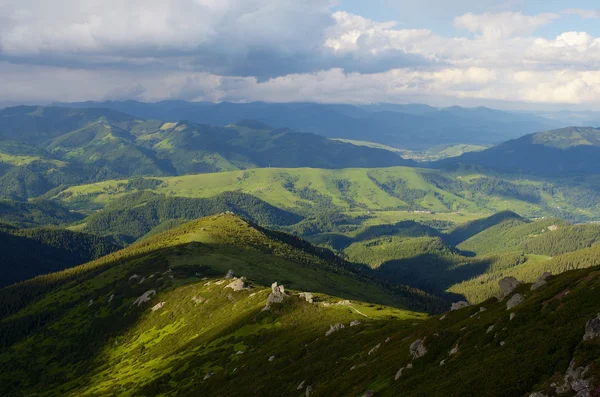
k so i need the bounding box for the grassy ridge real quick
[3,213,600,395]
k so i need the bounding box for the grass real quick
[4,213,600,396]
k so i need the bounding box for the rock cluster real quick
[555,359,594,396]
[531,272,552,291]
[506,293,524,310]
[410,339,427,359]
[225,278,246,292]
[499,277,521,298]
[133,290,156,307]
[263,282,286,310]
[299,292,314,303]
[325,323,345,336]
[583,313,600,341]
[451,301,470,311]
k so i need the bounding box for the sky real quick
[1,0,600,109]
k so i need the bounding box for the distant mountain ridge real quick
[0,106,413,200]
[54,100,563,149]
[438,126,600,175]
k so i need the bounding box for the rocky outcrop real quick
[410,339,427,359]
[151,302,165,312]
[225,269,235,279]
[325,323,345,336]
[306,386,314,397]
[555,359,594,396]
[583,314,600,341]
[133,290,156,307]
[531,272,552,291]
[506,293,524,310]
[451,301,470,311]
[299,292,314,303]
[263,282,286,311]
[225,278,246,291]
[499,277,521,298]
[368,343,381,355]
[394,367,405,381]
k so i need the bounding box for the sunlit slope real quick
[3,216,600,396]
[49,166,598,221]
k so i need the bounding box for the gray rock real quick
[499,277,521,298]
[510,313,516,321]
[268,355,275,362]
[439,314,447,320]
[297,380,306,390]
[406,363,413,369]
[410,339,427,358]
[480,307,487,312]
[394,367,405,380]
[151,302,165,312]
[487,325,495,334]
[325,323,345,336]
[299,292,314,303]
[133,290,156,306]
[306,385,314,397]
[108,294,115,303]
[368,343,381,355]
[361,390,374,397]
[225,278,246,292]
[88,299,94,307]
[506,293,524,310]
[583,313,600,341]
[528,393,549,397]
[350,320,361,327]
[500,341,506,346]
[225,269,235,279]
[556,359,594,396]
[451,301,470,311]
[263,282,286,310]
[449,345,459,355]
[531,272,552,291]
[128,274,140,281]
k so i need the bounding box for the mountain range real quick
[55,100,563,149]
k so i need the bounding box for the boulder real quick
[531,272,552,291]
[583,314,600,341]
[368,343,381,355]
[451,301,470,311]
[263,282,286,310]
[506,293,524,310]
[449,345,458,355]
[225,278,246,292]
[325,323,345,336]
[499,277,521,299]
[225,269,235,279]
[299,292,314,303]
[306,385,314,397]
[394,367,405,381]
[556,359,594,395]
[410,339,427,359]
[133,290,156,307]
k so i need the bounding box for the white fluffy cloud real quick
[1,1,600,108]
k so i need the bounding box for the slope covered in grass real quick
[3,214,600,396]
[0,199,83,228]
[80,191,303,243]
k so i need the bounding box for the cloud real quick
[454,12,560,39]
[562,9,600,19]
[1,2,600,109]
[0,0,430,79]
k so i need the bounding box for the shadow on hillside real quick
[374,253,498,297]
